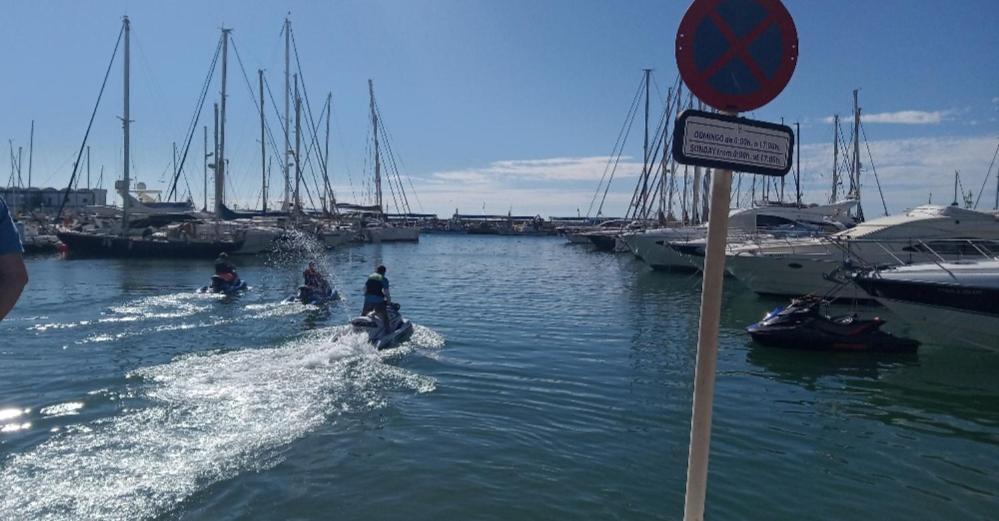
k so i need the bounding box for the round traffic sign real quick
[676,0,798,113]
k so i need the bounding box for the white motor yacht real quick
[726,205,999,299]
[622,199,858,270]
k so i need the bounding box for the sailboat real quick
[57,17,244,258]
[359,79,419,243]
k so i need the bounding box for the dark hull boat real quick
[747,296,918,352]
[585,231,619,252]
[57,230,243,258]
[853,260,999,351]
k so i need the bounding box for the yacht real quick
[621,199,858,270]
[362,220,420,242]
[725,205,999,299]
[853,259,999,351]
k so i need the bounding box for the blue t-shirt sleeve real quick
[0,197,24,255]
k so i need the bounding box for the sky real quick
[1,0,997,217]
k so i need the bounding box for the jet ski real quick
[199,274,248,295]
[350,302,414,350]
[288,285,339,305]
[746,295,918,352]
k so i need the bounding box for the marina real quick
[2,1,999,520]
[3,235,999,520]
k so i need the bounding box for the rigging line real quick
[368,114,405,214]
[329,98,359,204]
[973,140,999,209]
[373,124,404,214]
[956,170,969,205]
[168,35,222,200]
[599,95,641,218]
[289,30,329,179]
[261,77,289,170]
[371,101,421,212]
[316,95,337,210]
[232,39,297,206]
[639,90,675,218]
[374,101,413,214]
[56,24,124,223]
[589,76,644,217]
[859,120,889,217]
[298,103,329,211]
[587,77,642,216]
[595,77,644,217]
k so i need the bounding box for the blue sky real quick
[2,0,997,216]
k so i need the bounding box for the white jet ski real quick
[350,302,414,350]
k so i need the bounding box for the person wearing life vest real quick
[362,265,391,332]
[214,252,237,283]
[303,261,329,292]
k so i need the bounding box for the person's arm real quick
[383,279,391,302]
[0,253,27,321]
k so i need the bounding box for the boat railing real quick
[827,237,999,269]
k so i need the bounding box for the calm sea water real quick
[1,235,997,520]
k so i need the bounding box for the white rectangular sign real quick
[673,110,793,176]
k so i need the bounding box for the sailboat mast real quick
[259,69,267,213]
[213,104,219,212]
[203,125,208,211]
[852,89,864,220]
[172,142,177,201]
[661,87,672,222]
[851,89,860,199]
[121,15,131,235]
[294,74,302,213]
[795,121,801,205]
[369,79,382,213]
[27,120,33,188]
[831,114,839,202]
[641,68,650,220]
[283,17,291,210]
[324,91,332,215]
[215,28,230,218]
[86,145,91,190]
[692,100,703,224]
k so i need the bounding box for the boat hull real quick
[57,231,242,258]
[725,253,869,299]
[854,275,999,351]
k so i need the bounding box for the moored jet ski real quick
[199,275,248,295]
[350,302,414,350]
[746,295,918,352]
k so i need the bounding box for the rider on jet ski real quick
[362,265,391,334]
[303,261,331,293]
[212,252,240,289]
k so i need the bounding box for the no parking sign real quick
[675,0,798,113]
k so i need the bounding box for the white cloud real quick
[431,156,645,182]
[322,135,999,217]
[795,135,999,214]
[823,110,952,125]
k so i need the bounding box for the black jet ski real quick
[350,302,414,350]
[199,275,248,295]
[746,296,918,352]
[288,285,339,305]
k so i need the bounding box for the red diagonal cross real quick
[700,5,779,87]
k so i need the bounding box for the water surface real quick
[1,235,996,520]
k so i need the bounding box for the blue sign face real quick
[676,0,798,112]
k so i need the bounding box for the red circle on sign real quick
[676,0,798,113]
